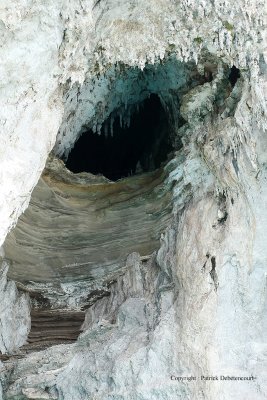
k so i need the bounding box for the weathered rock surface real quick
[0,262,30,355]
[4,156,173,307]
[0,0,267,399]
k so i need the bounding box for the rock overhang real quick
[2,53,242,309]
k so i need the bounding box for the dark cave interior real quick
[65,94,173,181]
[229,65,241,87]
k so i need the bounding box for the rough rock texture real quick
[0,262,30,355]
[0,1,267,400]
[4,156,173,307]
[0,0,266,245]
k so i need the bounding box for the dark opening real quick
[65,94,173,181]
[228,66,240,87]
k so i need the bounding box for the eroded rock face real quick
[0,262,31,355]
[3,55,230,309]
[0,1,267,399]
[4,156,174,308]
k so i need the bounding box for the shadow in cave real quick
[65,94,173,181]
[229,66,240,87]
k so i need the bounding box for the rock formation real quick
[0,0,267,399]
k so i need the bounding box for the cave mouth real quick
[65,94,173,181]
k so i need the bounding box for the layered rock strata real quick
[0,1,266,399]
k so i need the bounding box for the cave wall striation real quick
[0,0,267,399]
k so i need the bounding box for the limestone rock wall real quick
[0,1,267,400]
[0,0,266,245]
[0,261,30,355]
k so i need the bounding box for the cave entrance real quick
[65,94,173,181]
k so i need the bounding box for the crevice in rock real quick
[202,253,210,271]
[210,256,219,291]
[81,289,111,311]
[228,65,241,87]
